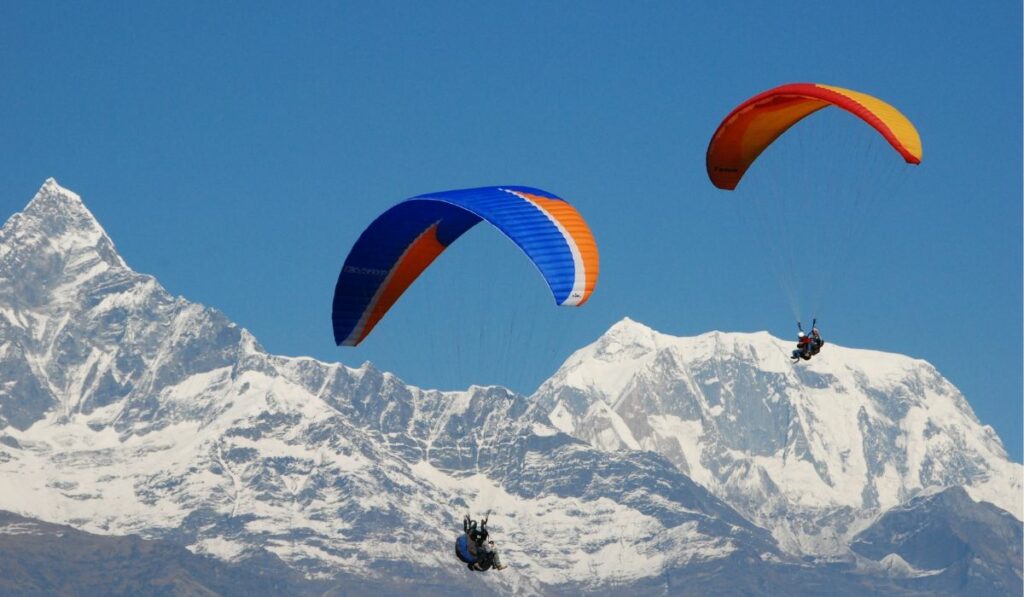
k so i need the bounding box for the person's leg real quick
[484,542,505,569]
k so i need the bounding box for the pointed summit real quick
[24,177,82,213]
[20,179,111,243]
[601,316,658,345]
[607,316,654,334]
[584,316,661,362]
[1,180,127,306]
[41,177,73,195]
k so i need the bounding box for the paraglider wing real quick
[332,186,599,346]
[706,83,922,190]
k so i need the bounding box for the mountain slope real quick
[531,317,1022,555]
[852,486,1023,595]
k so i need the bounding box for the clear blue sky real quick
[1,2,1020,459]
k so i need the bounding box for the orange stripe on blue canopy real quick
[332,186,598,346]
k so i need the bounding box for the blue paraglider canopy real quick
[332,186,600,346]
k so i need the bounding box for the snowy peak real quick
[542,319,962,405]
[598,317,666,353]
[533,319,1022,555]
[537,322,787,410]
[603,316,657,341]
[19,179,120,262]
[0,181,248,431]
[25,178,86,212]
[1,179,126,307]
[534,318,659,407]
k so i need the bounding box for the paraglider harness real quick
[455,513,497,571]
[795,320,824,360]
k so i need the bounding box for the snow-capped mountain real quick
[532,317,1023,555]
[0,180,1020,595]
[0,180,785,594]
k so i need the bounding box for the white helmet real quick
[798,331,805,338]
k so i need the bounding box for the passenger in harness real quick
[791,320,824,362]
[792,331,813,361]
[809,327,824,356]
[455,514,507,571]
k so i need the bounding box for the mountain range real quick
[0,180,1020,595]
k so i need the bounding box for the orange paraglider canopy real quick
[706,83,922,190]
